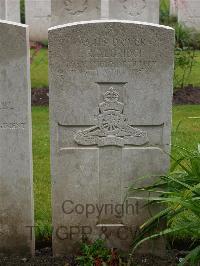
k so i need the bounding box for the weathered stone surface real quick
[51,0,101,27]
[0,20,34,255]
[0,0,6,19]
[108,0,160,23]
[25,0,51,41]
[6,0,20,23]
[49,20,174,256]
[178,0,200,31]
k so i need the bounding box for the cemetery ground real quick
[32,105,200,237]
[0,42,199,264]
[22,46,200,265]
[29,106,200,266]
[0,2,199,265]
[1,105,198,265]
[30,46,200,237]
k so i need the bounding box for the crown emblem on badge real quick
[99,87,124,113]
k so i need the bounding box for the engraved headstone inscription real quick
[51,0,101,27]
[49,21,174,256]
[178,0,200,31]
[109,0,160,23]
[51,0,159,27]
[25,0,51,41]
[0,20,34,255]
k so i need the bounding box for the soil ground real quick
[173,86,200,105]
[31,86,200,106]
[32,88,49,106]
[0,247,181,265]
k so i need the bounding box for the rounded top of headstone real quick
[0,20,28,63]
[0,19,27,28]
[49,19,174,32]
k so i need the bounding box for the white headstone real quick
[51,0,159,26]
[178,0,200,31]
[0,0,6,19]
[108,0,159,23]
[51,0,101,27]
[49,20,174,256]
[25,0,51,41]
[6,0,20,23]
[0,20,34,255]
[170,0,178,16]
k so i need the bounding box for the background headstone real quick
[178,0,200,31]
[108,0,160,23]
[0,0,6,19]
[51,0,101,27]
[0,20,34,255]
[49,21,174,256]
[25,0,51,41]
[6,0,20,23]
[51,0,159,26]
[170,0,178,16]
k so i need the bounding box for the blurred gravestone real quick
[0,20,34,255]
[51,0,159,26]
[25,0,51,41]
[108,0,159,23]
[49,21,174,256]
[0,0,6,19]
[0,0,20,22]
[178,0,200,31]
[6,0,20,22]
[51,0,101,27]
[170,0,178,16]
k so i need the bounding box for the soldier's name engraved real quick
[65,60,157,71]
[83,37,146,47]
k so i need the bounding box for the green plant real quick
[159,8,200,89]
[175,23,200,50]
[35,222,52,243]
[175,23,192,48]
[20,0,25,24]
[160,0,177,25]
[128,146,200,266]
[40,40,48,48]
[160,0,169,24]
[174,47,196,89]
[174,23,197,89]
[76,239,120,266]
[31,48,49,88]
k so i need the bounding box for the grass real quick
[32,107,51,239]
[172,105,200,156]
[175,50,200,88]
[31,48,49,89]
[160,0,169,15]
[30,48,200,89]
[32,105,200,239]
